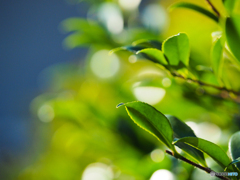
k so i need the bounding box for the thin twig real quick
[166,150,231,180]
[171,72,240,96]
[206,0,220,17]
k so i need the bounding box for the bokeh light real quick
[133,86,166,105]
[150,169,175,180]
[82,163,114,180]
[142,4,167,32]
[98,3,124,34]
[37,104,55,123]
[90,50,120,79]
[150,149,165,163]
[118,0,141,11]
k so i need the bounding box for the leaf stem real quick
[205,0,220,17]
[165,150,231,180]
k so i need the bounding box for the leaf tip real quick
[116,102,125,108]
[109,47,126,55]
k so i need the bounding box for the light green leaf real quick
[63,33,91,49]
[162,33,190,67]
[170,2,218,23]
[224,0,237,15]
[61,18,106,36]
[225,16,240,62]
[117,101,175,151]
[211,37,224,77]
[229,131,240,169]
[61,18,90,32]
[136,48,168,65]
[174,137,231,169]
[166,115,207,166]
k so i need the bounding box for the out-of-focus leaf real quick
[225,16,240,62]
[110,46,145,55]
[170,2,219,23]
[166,115,207,166]
[162,33,190,67]
[136,48,168,65]
[174,137,232,169]
[211,37,224,77]
[61,18,106,35]
[63,33,91,48]
[229,131,240,169]
[224,0,237,15]
[221,60,240,91]
[132,39,162,50]
[117,101,175,151]
[61,18,90,32]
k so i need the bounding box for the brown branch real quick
[171,72,240,97]
[206,0,220,17]
[166,150,231,180]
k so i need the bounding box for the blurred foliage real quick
[19,0,240,180]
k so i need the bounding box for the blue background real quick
[0,0,87,162]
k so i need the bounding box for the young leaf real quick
[162,33,190,67]
[166,115,207,166]
[174,137,231,169]
[229,131,240,169]
[211,37,224,76]
[170,2,218,23]
[136,48,168,65]
[117,101,175,151]
[225,16,240,62]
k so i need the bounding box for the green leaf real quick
[117,101,175,151]
[61,18,90,32]
[63,33,92,49]
[132,39,162,50]
[224,0,237,15]
[174,137,231,169]
[225,157,240,171]
[170,2,218,23]
[166,115,207,166]
[225,16,240,62]
[211,37,224,77]
[229,131,240,169]
[162,33,190,67]
[136,48,168,65]
[109,46,145,55]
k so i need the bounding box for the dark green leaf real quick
[117,101,175,151]
[229,131,240,169]
[110,46,145,55]
[132,39,162,50]
[170,2,218,23]
[136,48,168,65]
[166,115,207,166]
[225,157,240,171]
[211,37,224,76]
[162,33,190,67]
[225,16,240,62]
[174,137,231,169]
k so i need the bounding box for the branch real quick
[205,0,220,17]
[165,150,231,180]
[171,72,240,97]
